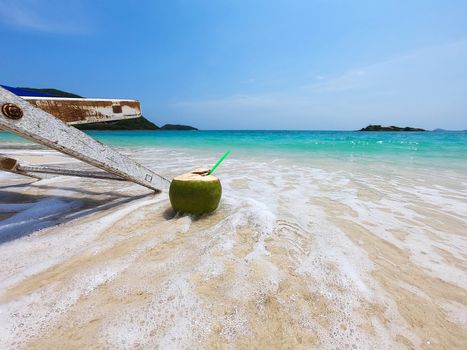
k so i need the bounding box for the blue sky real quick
[1,0,466,130]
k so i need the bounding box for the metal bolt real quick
[2,103,23,120]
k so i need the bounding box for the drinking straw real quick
[209,150,230,175]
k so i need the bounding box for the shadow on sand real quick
[0,186,155,245]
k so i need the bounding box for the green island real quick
[359,124,425,131]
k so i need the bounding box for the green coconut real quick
[169,168,222,215]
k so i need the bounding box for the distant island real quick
[159,124,197,131]
[7,86,198,131]
[76,117,160,131]
[76,120,198,131]
[359,124,425,132]
[18,87,82,98]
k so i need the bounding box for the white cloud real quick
[169,40,467,130]
[0,0,90,34]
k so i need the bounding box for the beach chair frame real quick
[0,86,169,191]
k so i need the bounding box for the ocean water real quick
[0,130,466,349]
[2,129,467,160]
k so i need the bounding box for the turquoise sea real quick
[91,130,467,156]
[1,130,466,169]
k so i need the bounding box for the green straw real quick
[209,150,230,175]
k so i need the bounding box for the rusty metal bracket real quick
[2,103,23,120]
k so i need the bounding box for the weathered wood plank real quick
[17,163,126,181]
[0,156,41,179]
[22,96,141,125]
[0,87,169,191]
[1,155,125,181]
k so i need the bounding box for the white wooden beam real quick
[0,156,126,181]
[0,86,169,191]
[22,96,141,125]
[17,163,126,181]
[0,156,41,179]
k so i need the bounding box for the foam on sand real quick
[0,146,466,349]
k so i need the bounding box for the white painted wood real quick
[21,96,141,125]
[0,86,169,191]
[1,155,126,181]
[0,156,42,179]
[17,164,126,181]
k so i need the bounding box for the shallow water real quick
[0,131,466,349]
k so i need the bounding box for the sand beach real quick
[1,131,466,349]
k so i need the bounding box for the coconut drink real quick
[169,168,222,215]
[169,151,229,215]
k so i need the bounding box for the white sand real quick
[0,146,466,349]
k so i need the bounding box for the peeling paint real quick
[22,97,141,125]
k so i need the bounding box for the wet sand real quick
[0,147,466,349]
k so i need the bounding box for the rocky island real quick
[160,124,198,130]
[76,120,198,131]
[359,124,425,131]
